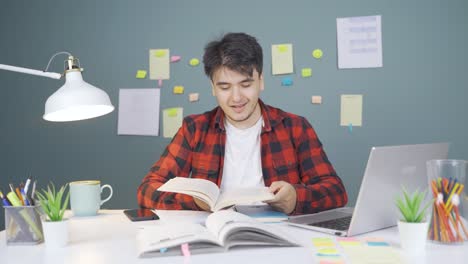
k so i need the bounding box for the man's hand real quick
[194,198,211,211]
[267,181,297,214]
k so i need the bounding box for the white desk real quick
[1,210,467,264]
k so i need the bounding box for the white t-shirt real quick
[220,117,265,191]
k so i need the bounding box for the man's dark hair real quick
[203,32,263,80]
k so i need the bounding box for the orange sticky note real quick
[189,93,199,102]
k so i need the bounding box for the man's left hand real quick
[266,181,297,214]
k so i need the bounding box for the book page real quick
[205,211,298,249]
[214,187,275,211]
[205,210,258,241]
[157,177,220,209]
[137,223,220,257]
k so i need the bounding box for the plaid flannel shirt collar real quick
[212,99,285,132]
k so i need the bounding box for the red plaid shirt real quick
[137,100,348,215]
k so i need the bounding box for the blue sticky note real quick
[160,248,168,253]
[348,123,353,133]
[281,77,293,86]
[367,241,390,247]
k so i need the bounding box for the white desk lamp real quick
[0,52,114,122]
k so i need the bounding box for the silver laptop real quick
[286,143,449,237]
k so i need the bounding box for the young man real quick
[137,33,347,215]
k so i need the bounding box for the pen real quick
[0,191,12,206]
[24,177,31,196]
[30,180,37,205]
[15,188,24,205]
[21,188,30,206]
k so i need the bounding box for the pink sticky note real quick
[181,243,191,257]
[171,55,181,62]
[158,79,163,87]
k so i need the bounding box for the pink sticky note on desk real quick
[181,243,191,257]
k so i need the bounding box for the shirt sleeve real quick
[290,117,348,215]
[137,117,199,210]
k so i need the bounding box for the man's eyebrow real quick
[215,77,253,86]
[240,77,254,83]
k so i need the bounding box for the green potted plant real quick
[36,182,70,248]
[395,187,432,253]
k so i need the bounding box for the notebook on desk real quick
[286,142,449,237]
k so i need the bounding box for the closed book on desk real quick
[136,210,299,257]
[157,177,274,212]
[234,205,289,223]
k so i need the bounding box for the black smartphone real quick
[123,209,159,221]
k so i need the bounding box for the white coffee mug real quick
[70,180,113,217]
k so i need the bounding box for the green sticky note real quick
[189,58,200,66]
[136,70,147,79]
[278,44,288,53]
[312,49,323,59]
[301,68,312,77]
[154,50,167,57]
[167,108,178,117]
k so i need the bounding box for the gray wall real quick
[1,0,467,229]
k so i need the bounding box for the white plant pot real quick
[41,219,69,248]
[398,220,428,254]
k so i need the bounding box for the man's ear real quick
[259,74,265,91]
[211,82,216,96]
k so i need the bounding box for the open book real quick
[157,177,275,212]
[137,210,299,257]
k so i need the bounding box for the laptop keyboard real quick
[307,216,352,231]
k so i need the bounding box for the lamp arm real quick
[0,51,74,80]
[0,64,62,79]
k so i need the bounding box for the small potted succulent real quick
[36,182,70,248]
[395,187,432,253]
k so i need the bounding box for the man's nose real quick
[231,86,242,102]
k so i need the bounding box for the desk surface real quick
[1,210,467,264]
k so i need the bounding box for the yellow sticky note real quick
[135,70,147,79]
[317,248,339,255]
[278,44,288,52]
[167,108,178,117]
[312,238,334,243]
[173,86,184,94]
[163,108,183,139]
[189,93,199,102]
[312,49,323,59]
[272,44,293,75]
[154,50,167,57]
[338,241,361,247]
[301,68,312,77]
[340,94,363,127]
[189,58,200,66]
[313,242,336,248]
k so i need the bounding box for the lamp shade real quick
[43,71,114,122]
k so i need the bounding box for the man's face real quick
[211,67,264,129]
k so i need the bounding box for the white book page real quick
[214,187,274,211]
[205,211,257,243]
[157,177,220,209]
[137,223,220,255]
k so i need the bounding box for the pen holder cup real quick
[426,159,468,244]
[4,205,44,245]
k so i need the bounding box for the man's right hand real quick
[194,198,211,211]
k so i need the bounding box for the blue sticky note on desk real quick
[281,77,293,86]
[367,241,390,247]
